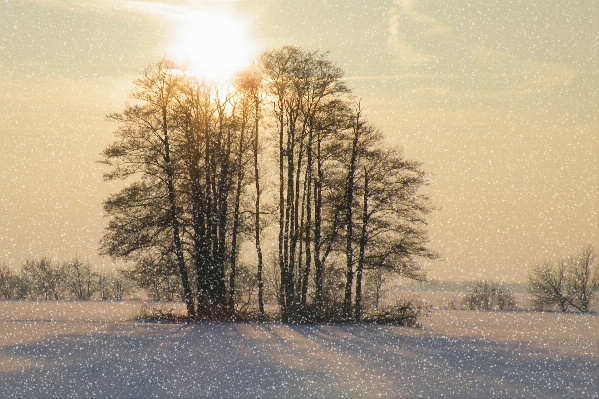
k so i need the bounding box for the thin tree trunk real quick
[198,114,216,317]
[181,98,207,319]
[277,102,287,317]
[162,107,194,318]
[291,127,306,302]
[296,181,306,301]
[215,110,232,314]
[284,118,296,316]
[229,117,246,311]
[281,109,300,320]
[253,98,265,319]
[343,109,361,320]
[354,167,368,321]
[301,126,314,309]
[314,131,324,312]
[314,175,323,312]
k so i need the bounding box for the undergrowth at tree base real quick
[136,303,187,324]
[136,298,429,328]
[363,298,430,327]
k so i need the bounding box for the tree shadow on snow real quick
[0,322,597,398]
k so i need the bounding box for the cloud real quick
[387,28,433,67]
[121,1,192,20]
[459,45,578,99]
[20,0,236,19]
[19,0,109,12]
[394,0,452,36]
[386,1,578,104]
[387,0,452,66]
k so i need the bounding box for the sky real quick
[0,0,597,282]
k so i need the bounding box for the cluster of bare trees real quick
[101,46,436,322]
[0,258,132,301]
[528,245,598,313]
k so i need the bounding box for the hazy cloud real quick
[462,46,577,99]
[386,0,578,104]
[387,0,452,66]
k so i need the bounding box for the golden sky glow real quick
[127,2,256,81]
[0,0,597,282]
[168,10,254,81]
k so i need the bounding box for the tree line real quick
[100,46,437,322]
[0,258,131,301]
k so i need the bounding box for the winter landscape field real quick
[1,300,597,399]
[2,2,598,398]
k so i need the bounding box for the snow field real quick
[0,301,597,398]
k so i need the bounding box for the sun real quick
[169,10,255,82]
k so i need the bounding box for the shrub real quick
[282,302,347,324]
[445,297,460,310]
[136,303,186,323]
[463,281,516,311]
[363,298,430,327]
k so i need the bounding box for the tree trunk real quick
[283,117,297,317]
[162,107,194,318]
[228,119,246,311]
[314,175,323,312]
[343,108,361,320]
[253,98,265,319]
[214,108,232,316]
[291,128,305,301]
[301,126,314,309]
[354,167,368,321]
[278,101,287,318]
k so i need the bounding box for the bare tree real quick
[566,245,598,312]
[64,257,96,300]
[101,60,194,317]
[21,258,67,300]
[528,245,598,313]
[121,254,183,301]
[528,260,570,312]
[363,268,388,310]
[260,46,349,321]
[353,148,436,320]
[235,67,267,318]
[342,104,363,319]
[97,271,134,301]
[0,262,28,299]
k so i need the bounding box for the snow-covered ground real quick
[0,301,597,398]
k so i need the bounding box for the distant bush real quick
[363,298,430,327]
[445,297,460,310]
[463,281,516,311]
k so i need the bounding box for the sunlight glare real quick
[169,10,255,82]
